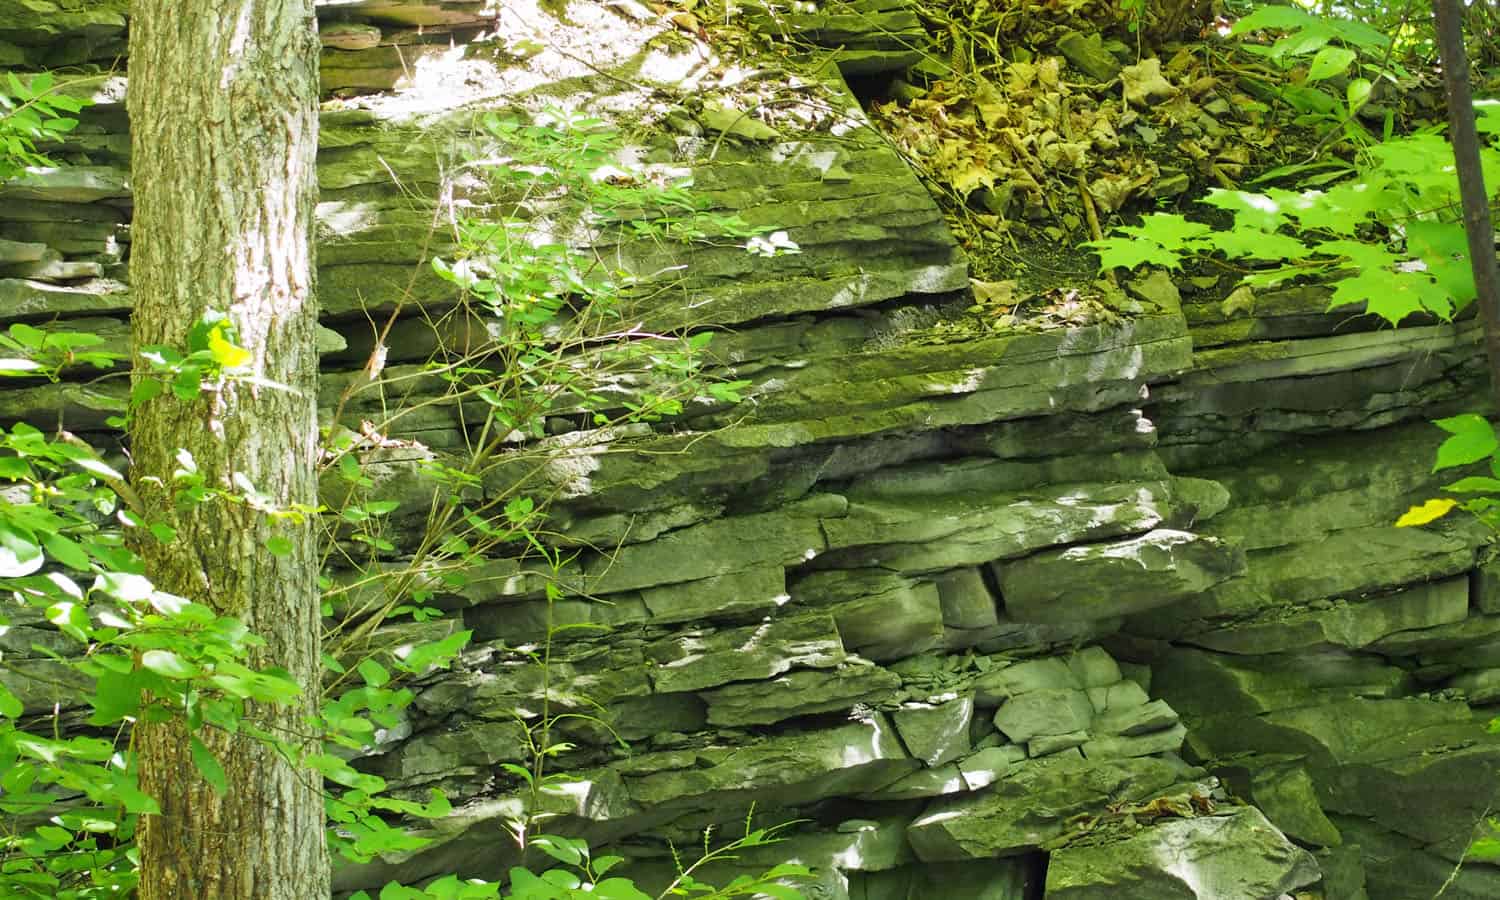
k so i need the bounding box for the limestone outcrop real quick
[3,2,1499,899]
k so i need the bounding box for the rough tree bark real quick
[1435,0,1500,401]
[126,1,327,897]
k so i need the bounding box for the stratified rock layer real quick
[3,3,1498,899]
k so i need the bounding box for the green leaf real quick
[0,521,44,577]
[1290,181,1384,233]
[1434,414,1499,471]
[1443,476,1500,494]
[507,867,565,900]
[529,833,587,866]
[504,495,534,523]
[1117,213,1213,249]
[141,649,201,680]
[41,531,91,571]
[1313,239,1400,271]
[397,630,471,673]
[190,737,228,795]
[357,658,391,687]
[1347,77,1373,110]
[0,358,43,374]
[1249,160,1351,186]
[1087,237,1183,271]
[500,763,535,785]
[1199,188,1285,231]
[173,366,203,400]
[338,453,362,482]
[94,570,154,602]
[1206,227,1312,261]
[1477,100,1500,136]
[266,535,294,556]
[88,668,142,725]
[1330,269,1450,325]
[590,878,653,900]
[1471,837,1500,860]
[1241,264,1307,289]
[751,884,806,900]
[72,455,124,481]
[1406,219,1476,308]
[0,682,21,718]
[1229,4,1315,37]
[1306,45,1356,82]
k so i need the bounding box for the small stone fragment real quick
[993,688,1093,743]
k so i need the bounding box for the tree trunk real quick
[126,2,327,898]
[1435,0,1500,402]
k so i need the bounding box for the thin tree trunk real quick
[126,1,327,897]
[1435,0,1500,401]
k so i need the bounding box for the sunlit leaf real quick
[1395,499,1458,527]
[0,358,43,375]
[141,649,200,680]
[207,326,252,369]
[1087,237,1182,271]
[0,521,44,577]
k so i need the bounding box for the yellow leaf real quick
[951,161,995,197]
[207,326,252,369]
[1395,498,1458,528]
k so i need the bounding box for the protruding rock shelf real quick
[3,2,1499,899]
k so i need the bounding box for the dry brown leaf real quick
[1089,173,1136,213]
[975,76,1008,129]
[1159,93,1201,126]
[1221,286,1256,318]
[1121,57,1175,106]
[1039,140,1088,170]
[972,278,1017,305]
[1007,61,1038,93]
[952,160,996,197]
[1039,56,1062,89]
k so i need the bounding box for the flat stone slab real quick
[645,613,846,694]
[1000,529,1246,623]
[907,755,1188,861]
[1044,806,1320,900]
[0,166,130,203]
[699,662,901,727]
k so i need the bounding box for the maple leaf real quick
[1086,237,1183,271]
[1208,227,1313,261]
[1284,180,1387,234]
[1312,239,1400,271]
[1114,213,1213,250]
[1199,188,1286,231]
[1405,219,1476,308]
[1329,269,1450,324]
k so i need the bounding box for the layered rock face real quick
[3,2,1499,899]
